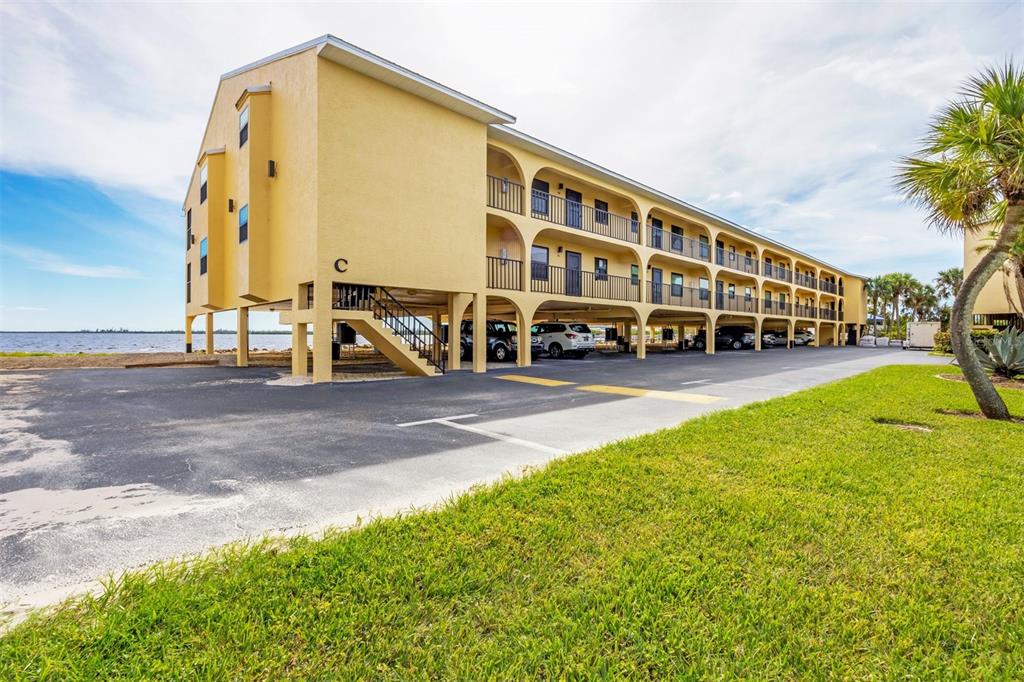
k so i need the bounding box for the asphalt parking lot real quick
[1,346,949,617]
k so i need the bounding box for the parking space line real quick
[679,379,711,385]
[397,413,563,455]
[576,384,724,404]
[496,375,576,387]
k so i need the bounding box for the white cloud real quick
[0,2,1020,281]
[3,244,140,279]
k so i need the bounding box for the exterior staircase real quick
[332,285,446,377]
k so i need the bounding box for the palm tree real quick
[865,276,885,334]
[896,62,1024,420]
[886,272,916,336]
[906,283,939,321]
[934,267,963,301]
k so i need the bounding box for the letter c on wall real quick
[334,258,349,273]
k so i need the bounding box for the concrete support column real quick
[447,293,473,371]
[788,320,795,350]
[291,283,309,378]
[833,324,840,347]
[431,310,442,364]
[754,318,762,351]
[706,319,716,355]
[813,321,821,347]
[472,293,487,373]
[634,313,647,360]
[312,281,333,384]
[185,315,195,353]
[515,305,533,367]
[855,326,861,346]
[236,307,249,367]
[204,312,215,355]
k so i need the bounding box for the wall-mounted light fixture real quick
[228,199,234,212]
[557,246,563,254]
[558,182,564,190]
[268,160,277,177]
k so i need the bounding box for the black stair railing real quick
[328,284,446,374]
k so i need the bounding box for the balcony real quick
[794,304,817,319]
[716,247,759,275]
[486,256,522,291]
[715,293,759,314]
[487,175,524,214]
[794,272,818,289]
[647,282,712,309]
[819,308,837,321]
[820,280,837,294]
[648,226,711,262]
[530,262,640,302]
[838,285,845,297]
[763,262,793,283]
[762,300,791,316]
[531,189,641,244]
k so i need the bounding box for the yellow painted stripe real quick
[496,375,577,387]
[576,384,724,404]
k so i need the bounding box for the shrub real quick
[934,329,999,354]
[976,326,1024,379]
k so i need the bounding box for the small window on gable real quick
[199,238,208,275]
[239,204,249,243]
[199,164,208,204]
[239,105,249,148]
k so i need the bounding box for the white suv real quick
[532,322,596,359]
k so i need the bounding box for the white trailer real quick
[907,321,941,350]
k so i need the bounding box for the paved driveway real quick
[1,347,949,617]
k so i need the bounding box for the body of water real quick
[1,332,300,354]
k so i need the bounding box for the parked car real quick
[692,325,752,351]
[793,330,815,346]
[532,322,596,358]
[459,319,517,362]
[511,327,544,360]
[762,332,778,348]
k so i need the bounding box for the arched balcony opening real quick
[793,259,819,290]
[485,214,527,292]
[713,232,760,277]
[715,271,759,316]
[486,146,525,215]
[762,248,794,285]
[761,278,794,317]
[646,208,713,264]
[529,167,641,245]
[529,228,642,304]
[646,255,713,310]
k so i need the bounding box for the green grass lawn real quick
[3,365,1023,678]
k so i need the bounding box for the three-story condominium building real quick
[184,35,868,382]
[963,229,1023,330]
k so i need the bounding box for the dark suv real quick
[459,320,540,362]
[692,325,753,351]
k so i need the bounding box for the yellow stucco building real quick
[184,35,868,382]
[963,228,1023,329]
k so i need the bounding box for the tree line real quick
[864,267,963,337]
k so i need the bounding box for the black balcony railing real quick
[762,300,791,316]
[648,226,712,262]
[486,256,522,291]
[647,282,711,308]
[487,175,524,214]
[531,263,640,301]
[819,307,837,321]
[715,293,759,314]
[820,280,837,294]
[794,304,817,319]
[531,189,640,244]
[794,273,818,289]
[763,262,793,283]
[715,247,759,275]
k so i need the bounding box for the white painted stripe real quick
[397,414,477,428]
[435,419,565,456]
[679,379,711,385]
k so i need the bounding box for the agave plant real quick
[976,326,1024,378]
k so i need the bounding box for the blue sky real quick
[1,2,1021,331]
